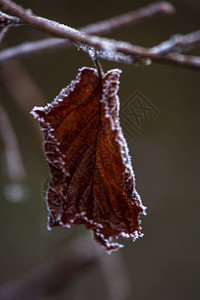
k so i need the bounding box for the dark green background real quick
[0,0,200,299]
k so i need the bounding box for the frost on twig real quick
[0,10,21,27]
[0,1,175,65]
[79,43,134,65]
[150,30,200,54]
[0,0,199,70]
[0,10,22,41]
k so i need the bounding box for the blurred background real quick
[0,0,200,299]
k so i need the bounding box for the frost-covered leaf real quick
[31,67,146,252]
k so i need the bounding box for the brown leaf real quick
[31,67,146,252]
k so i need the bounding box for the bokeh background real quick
[0,0,200,299]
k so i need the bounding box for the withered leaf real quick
[31,67,146,252]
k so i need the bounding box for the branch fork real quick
[0,0,200,70]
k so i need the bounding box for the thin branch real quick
[151,30,200,54]
[0,1,175,65]
[95,244,132,300]
[0,60,45,137]
[0,10,22,27]
[0,102,27,202]
[81,1,175,35]
[0,235,98,300]
[0,10,22,41]
[0,0,200,70]
[0,22,10,41]
[0,103,26,183]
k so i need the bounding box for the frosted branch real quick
[0,1,175,64]
[0,10,23,41]
[0,10,22,27]
[150,30,200,54]
[0,0,200,70]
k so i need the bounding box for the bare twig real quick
[0,235,98,300]
[0,232,133,300]
[0,60,45,137]
[151,30,200,54]
[0,1,175,65]
[81,1,175,35]
[0,58,45,201]
[0,103,26,183]
[0,38,72,64]
[0,22,9,41]
[95,244,132,300]
[0,10,21,27]
[0,10,23,41]
[0,0,200,70]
